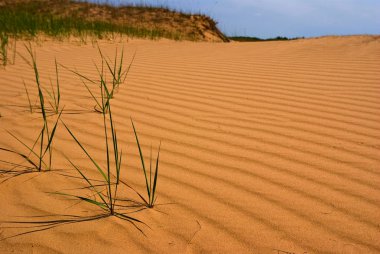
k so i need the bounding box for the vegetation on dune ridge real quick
[0,0,229,42]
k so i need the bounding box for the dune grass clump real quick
[0,44,62,172]
[21,44,61,115]
[131,120,161,208]
[52,45,159,230]
[61,79,160,217]
[60,47,161,210]
[98,46,135,98]
[63,46,134,114]
[64,61,110,114]
[61,113,161,225]
[62,103,130,218]
[54,53,160,233]
[61,102,148,231]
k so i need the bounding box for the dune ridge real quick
[0,35,380,253]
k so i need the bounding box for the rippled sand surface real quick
[0,36,379,253]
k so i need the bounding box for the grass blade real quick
[53,192,108,210]
[6,130,47,170]
[42,109,63,157]
[55,58,60,112]
[0,147,39,170]
[62,121,108,182]
[131,119,150,200]
[151,142,161,206]
[122,51,136,83]
[65,156,110,210]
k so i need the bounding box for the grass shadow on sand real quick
[0,213,143,241]
[0,44,162,242]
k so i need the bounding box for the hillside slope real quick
[0,0,229,42]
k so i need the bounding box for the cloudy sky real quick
[87,0,380,38]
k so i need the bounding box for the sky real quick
[86,0,380,38]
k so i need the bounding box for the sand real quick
[0,35,379,254]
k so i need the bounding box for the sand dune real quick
[0,35,379,253]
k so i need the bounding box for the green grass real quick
[98,46,135,98]
[20,43,62,115]
[60,48,161,210]
[62,63,109,114]
[62,103,130,217]
[131,120,161,208]
[0,43,162,236]
[60,97,147,229]
[63,45,134,114]
[0,43,62,172]
[0,32,8,66]
[62,58,111,114]
[0,3,180,41]
[61,114,161,219]
[0,33,17,67]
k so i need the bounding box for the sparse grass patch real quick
[0,43,162,238]
[62,58,111,114]
[60,56,160,215]
[0,0,228,42]
[21,43,62,114]
[61,101,145,230]
[98,46,135,98]
[0,32,8,66]
[0,44,62,172]
[60,46,160,211]
[131,120,161,208]
[63,45,134,114]
[0,33,17,67]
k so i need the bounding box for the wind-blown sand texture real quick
[0,35,379,253]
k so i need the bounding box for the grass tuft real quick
[61,101,145,231]
[131,119,161,208]
[0,43,62,172]
[62,45,134,114]
[62,102,120,215]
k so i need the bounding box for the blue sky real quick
[87,0,380,38]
